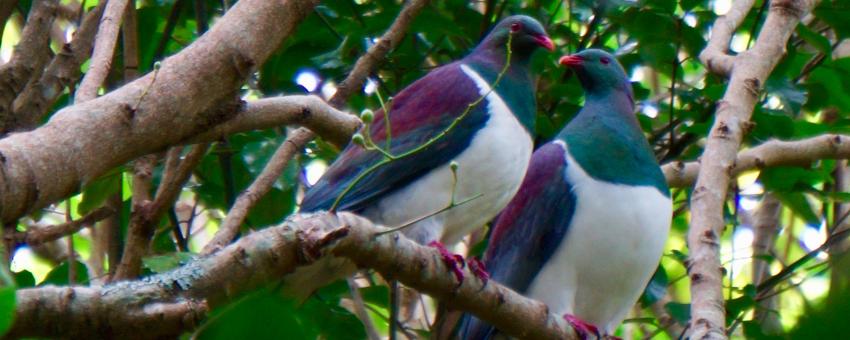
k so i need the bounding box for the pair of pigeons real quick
[299,15,671,339]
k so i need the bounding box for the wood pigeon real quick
[458,49,672,339]
[299,15,553,281]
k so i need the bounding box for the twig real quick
[202,0,428,253]
[327,0,429,108]
[122,2,139,81]
[750,193,782,335]
[347,277,381,340]
[193,0,208,34]
[201,131,311,254]
[698,0,755,77]
[10,206,114,246]
[152,0,187,64]
[663,134,850,188]
[114,144,209,280]
[687,1,816,338]
[75,0,130,102]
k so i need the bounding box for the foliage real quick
[5,0,850,338]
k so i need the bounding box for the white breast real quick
[526,141,671,333]
[363,64,533,245]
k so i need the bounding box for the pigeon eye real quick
[510,22,522,32]
[600,57,610,65]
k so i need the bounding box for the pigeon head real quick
[477,15,554,58]
[559,49,632,99]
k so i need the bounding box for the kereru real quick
[458,49,672,339]
[300,15,553,281]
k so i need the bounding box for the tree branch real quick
[751,193,782,335]
[0,0,320,224]
[687,1,816,338]
[113,144,209,280]
[187,95,360,146]
[327,0,430,108]
[663,134,850,188]
[75,0,131,102]
[8,206,113,246]
[0,0,58,133]
[699,0,755,77]
[8,212,579,339]
[202,0,428,253]
[11,1,106,131]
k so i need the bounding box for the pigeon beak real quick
[559,55,583,67]
[534,35,555,51]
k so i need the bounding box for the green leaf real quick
[0,286,15,336]
[13,270,35,288]
[78,170,122,216]
[196,289,316,340]
[775,191,820,225]
[142,252,195,274]
[664,302,690,325]
[639,264,668,307]
[814,3,850,40]
[196,287,364,340]
[795,24,832,55]
[40,261,89,286]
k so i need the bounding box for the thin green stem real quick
[375,193,483,237]
[375,87,392,150]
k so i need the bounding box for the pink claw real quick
[428,241,465,285]
[563,314,601,340]
[468,257,490,284]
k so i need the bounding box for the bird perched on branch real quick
[459,49,672,339]
[299,15,553,283]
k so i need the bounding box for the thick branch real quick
[0,0,320,224]
[75,0,130,102]
[202,0,428,253]
[663,134,850,187]
[187,95,360,146]
[699,0,755,76]
[8,212,578,339]
[687,1,816,339]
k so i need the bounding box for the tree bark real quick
[0,0,320,224]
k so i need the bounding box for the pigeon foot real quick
[563,314,601,340]
[428,241,465,285]
[468,257,489,284]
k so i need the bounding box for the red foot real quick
[563,314,601,340]
[468,257,489,284]
[428,241,465,285]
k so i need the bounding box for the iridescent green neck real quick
[559,91,669,196]
[463,54,536,134]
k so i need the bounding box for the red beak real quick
[534,35,555,51]
[559,55,583,67]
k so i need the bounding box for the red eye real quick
[510,22,522,32]
[600,57,610,65]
